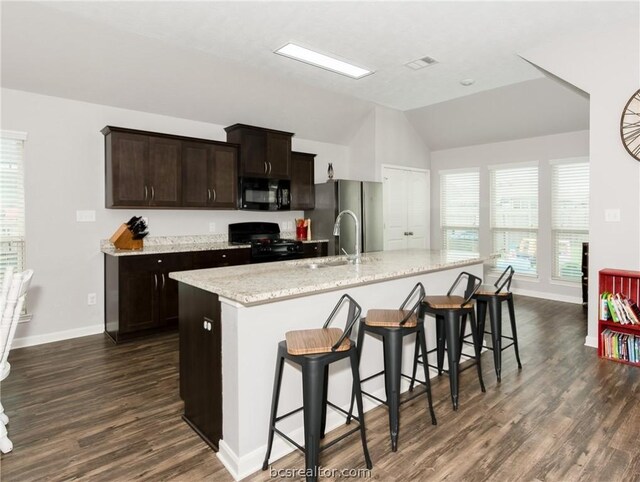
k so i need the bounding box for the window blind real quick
[0,132,27,282]
[490,165,538,276]
[551,160,589,281]
[440,170,479,252]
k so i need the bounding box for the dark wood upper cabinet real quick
[106,130,149,207]
[291,151,316,210]
[210,145,238,209]
[182,142,238,209]
[225,124,293,179]
[148,136,182,207]
[103,126,239,210]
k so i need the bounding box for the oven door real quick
[240,178,291,211]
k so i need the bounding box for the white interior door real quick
[383,167,408,250]
[383,166,430,251]
[407,170,430,249]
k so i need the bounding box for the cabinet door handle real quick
[161,273,165,290]
[408,231,414,236]
[151,186,155,201]
[212,188,217,202]
[268,162,272,175]
[154,273,158,289]
[208,188,211,201]
[144,185,148,201]
[264,161,268,174]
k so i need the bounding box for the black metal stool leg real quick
[349,349,373,470]
[468,310,486,392]
[262,345,286,471]
[507,295,523,369]
[458,314,468,354]
[320,365,329,439]
[347,321,366,424]
[477,300,487,347]
[436,315,445,376]
[417,324,437,425]
[383,331,403,451]
[301,360,326,482]
[443,310,461,410]
[488,297,503,382]
[409,333,420,392]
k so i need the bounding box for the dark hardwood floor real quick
[1,296,638,481]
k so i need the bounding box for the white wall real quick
[347,109,376,181]
[430,130,590,302]
[347,105,430,181]
[520,24,640,347]
[374,105,431,179]
[1,88,350,346]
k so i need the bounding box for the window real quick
[551,159,589,281]
[0,131,27,284]
[440,169,479,254]
[490,164,538,276]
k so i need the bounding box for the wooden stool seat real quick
[423,295,473,309]
[286,328,351,355]
[365,309,418,328]
[476,285,510,296]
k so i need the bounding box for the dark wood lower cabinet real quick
[302,241,328,258]
[105,253,191,343]
[104,248,250,343]
[178,284,222,450]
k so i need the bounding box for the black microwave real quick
[239,177,291,211]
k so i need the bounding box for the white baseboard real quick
[12,324,104,348]
[510,287,583,305]
[584,335,598,348]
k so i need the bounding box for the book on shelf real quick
[601,328,640,363]
[599,291,640,325]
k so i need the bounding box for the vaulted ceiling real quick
[2,1,635,148]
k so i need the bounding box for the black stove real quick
[228,222,303,263]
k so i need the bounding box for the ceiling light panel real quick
[274,43,373,79]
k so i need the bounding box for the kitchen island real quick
[170,249,490,480]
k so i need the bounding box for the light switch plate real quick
[76,210,96,222]
[605,209,621,222]
[87,293,97,305]
[209,222,216,233]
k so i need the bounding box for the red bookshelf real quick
[598,268,640,366]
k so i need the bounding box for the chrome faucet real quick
[333,210,360,264]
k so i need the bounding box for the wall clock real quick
[621,89,640,161]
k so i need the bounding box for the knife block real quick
[110,224,143,250]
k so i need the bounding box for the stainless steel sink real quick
[306,260,350,269]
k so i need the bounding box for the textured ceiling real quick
[1,1,635,147]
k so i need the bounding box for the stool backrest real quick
[447,271,482,305]
[322,294,362,352]
[1,269,34,370]
[399,282,425,325]
[494,265,514,294]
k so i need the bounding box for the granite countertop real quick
[101,235,329,256]
[169,249,491,306]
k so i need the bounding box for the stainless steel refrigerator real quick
[305,180,383,256]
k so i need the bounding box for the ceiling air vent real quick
[405,56,438,70]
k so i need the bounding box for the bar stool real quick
[262,294,372,482]
[410,272,485,410]
[347,283,436,453]
[461,265,522,382]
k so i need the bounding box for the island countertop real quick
[169,249,491,306]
